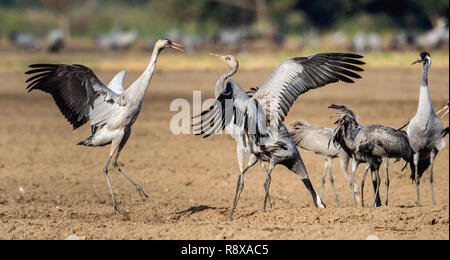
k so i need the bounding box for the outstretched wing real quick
[25,64,119,130]
[193,79,268,141]
[252,53,365,130]
[107,70,126,94]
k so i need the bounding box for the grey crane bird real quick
[9,32,41,51]
[289,120,361,207]
[330,105,413,207]
[46,29,65,53]
[408,52,446,207]
[193,52,365,219]
[25,39,184,216]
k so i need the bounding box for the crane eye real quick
[225,57,231,61]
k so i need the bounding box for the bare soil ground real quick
[0,66,448,240]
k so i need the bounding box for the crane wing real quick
[193,79,268,142]
[252,53,365,131]
[25,64,120,130]
[107,70,126,94]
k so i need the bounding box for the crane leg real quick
[371,167,382,207]
[262,162,274,212]
[385,159,390,206]
[413,153,421,207]
[340,155,351,181]
[229,149,258,220]
[320,159,329,198]
[350,157,359,207]
[360,164,370,207]
[112,128,149,200]
[288,157,323,208]
[430,150,437,206]
[103,155,127,218]
[327,158,340,208]
[102,134,130,218]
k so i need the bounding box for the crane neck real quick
[126,47,162,101]
[420,62,430,87]
[215,66,238,98]
[417,62,434,116]
[341,119,361,150]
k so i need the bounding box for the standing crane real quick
[289,120,361,207]
[193,53,365,219]
[330,105,412,207]
[408,52,446,207]
[25,39,183,216]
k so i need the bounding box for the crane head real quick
[412,51,431,66]
[155,39,184,52]
[210,53,239,71]
[329,104,358,125]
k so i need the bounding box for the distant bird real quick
[46,29,65,53]
[408,52,446,207]
[351,32,381,53]
[330,104,413,207]
[289,120,360,207]
[180,34,204,54]
[25,39,183,216]
[9,32,41,51]
[416,17,449,50]
[214,27,251,52]
[194,52,365,219]
[367,33,381,52]
[351,32,367,53]
[96,30,138,51]
[391,31,417,50]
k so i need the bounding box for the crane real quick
[193,53,365,219]
[330,104,412,207]
[25,39,183,217]
[408,52,446,207]
[289,120,361,207]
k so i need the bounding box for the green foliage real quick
[0,0,448,38]
[331,13,400,35]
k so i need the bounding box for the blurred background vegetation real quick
[0,0,447,38]
[0,0,448,72]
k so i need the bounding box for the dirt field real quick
[0,64,448,240]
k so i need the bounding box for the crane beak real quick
[169,42,184,52]
[209,53,226,61]
[333,118,343,126]
[411,58,422,65]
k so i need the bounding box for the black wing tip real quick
[342,53,364,59]
[28,64,58,68]
[328,53,364,59]
[328,104,344,109]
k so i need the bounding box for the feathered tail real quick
[289,120,310,145]
[77,136,95,146]
[409,158,431,181]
